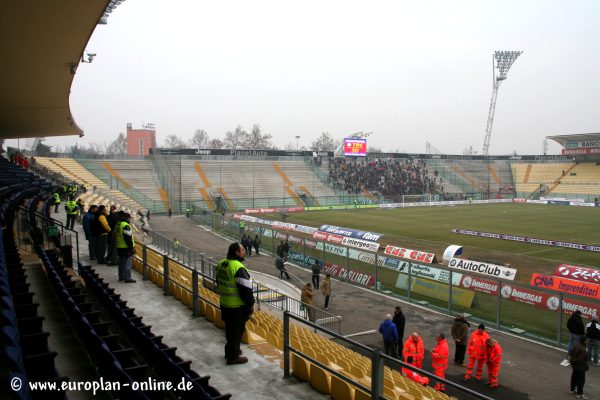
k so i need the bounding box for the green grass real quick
[259,203,600,342]
[279,203,600,280]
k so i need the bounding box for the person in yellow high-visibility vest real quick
[64,197,78,229]
[53,191,61,213]
[115,212,136,283]
[216,242,255,365]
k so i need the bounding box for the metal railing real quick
[146,229,341,333]
[283,311,494,400]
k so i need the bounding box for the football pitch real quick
[281,203,599,282]
[268,203,598,340]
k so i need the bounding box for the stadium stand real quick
[34,157,145,214]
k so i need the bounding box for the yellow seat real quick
[383,386,398,400]
[309,363,331,394]
[354,389,371,400]
[292,353,310,382]
[331,374,355,400]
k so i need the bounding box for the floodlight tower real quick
[482,50,522,155]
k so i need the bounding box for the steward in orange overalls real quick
[485,338,502,388]
[402,356,430,386]
[463,324,490,381]
[403,332,425,368]
[431,334,449,392]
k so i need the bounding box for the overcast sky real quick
[12,0,600,155]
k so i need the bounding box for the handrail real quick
[147,229,342,333]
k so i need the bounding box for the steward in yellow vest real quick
[216,243,255,365]
[115,212,136,283]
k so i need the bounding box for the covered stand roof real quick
[0,1,109,139]
[547,132,600,147]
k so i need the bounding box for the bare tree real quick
[223,126,248,150]
[368,146,382,153]
[189,129,210,148]
[207,138,224,149]
[163,134,187,149]
[311,132,338,151]
[245,124,273,150]
[106,133,127,156]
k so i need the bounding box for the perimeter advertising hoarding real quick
[531,274,600,300]
[318,225,384,243]
[448,258,517,281]
[344,138,367,157]
[384,245,435,263]
[553,264,600,284]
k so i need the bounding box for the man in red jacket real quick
[431,333,449,392]
[463,324,490,382]
[485,338,502,388]
[403,332,425,368]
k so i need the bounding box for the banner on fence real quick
[384,245,435,263]
[318,224,384,243]
[553,264,600,284]
[531,274,600,300]
[459,275,499,295]
[410,278,474,308]
[324,262,375,287]
[449,258,517,281]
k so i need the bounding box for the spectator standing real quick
[282,239,290,260]
[379,314,399,357]
[83,205,97,260]
[276,241,284,259]
[115,212,136,283]
[146,209,150,221]
[312,260,322,289]
[216,243,255,365]
[253,234,261,256]
[451,314,470,365]
[301,283,314,322]
[485,338,502,388]
[567,311,585,355]
[585,316,600,365]
[76,198,85,222]
[463,324,490,382]
[431,333,449,392]
[321,274,332,309]
[393,306,406,355]
[168,208,172,218]
[569,336,589,399]
[92,205,111,264]
[275,257,290,280]
[403,332,425,368]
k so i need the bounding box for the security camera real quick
[79,132,85,138]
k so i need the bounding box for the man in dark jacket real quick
[379,314,399,357]
[91,205,111,264]
[569,336,589,399]
[82,205,97,260]
[216,243,255,365]
[451,314,470,365]
[275,257,290,279]
[567,310,585,355]
[393,306,406,356]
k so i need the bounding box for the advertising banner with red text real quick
[384,245,435,263]
[324,262,375,287]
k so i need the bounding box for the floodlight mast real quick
[482,50,522,156]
